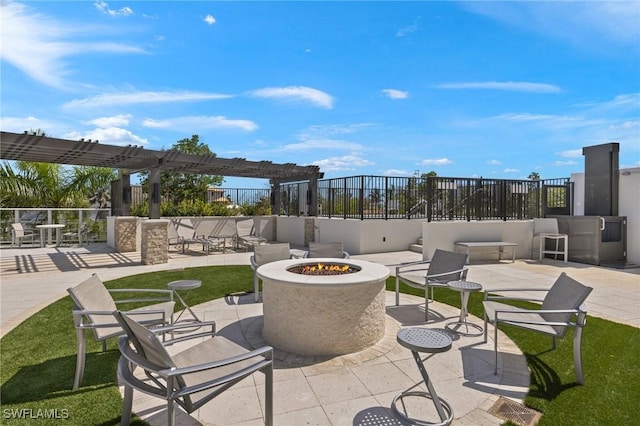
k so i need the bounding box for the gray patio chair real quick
[10,222,38,247]
[532,218,568,263]
[303,242,350,258]
[250,243,292,302]
[168,219,212,254]
[483,272,593,384]
[67,274,176,390]
[238,217,271,250]
[115,311,273,426]
[395,249,469,321]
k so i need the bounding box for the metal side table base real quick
[167,280,203,332]
[392,328,454,426]
[445,281,484,337]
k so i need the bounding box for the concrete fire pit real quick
[257,258,390,356]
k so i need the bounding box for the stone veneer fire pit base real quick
[257,258,390,356]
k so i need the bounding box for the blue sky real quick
[1,1,639,188]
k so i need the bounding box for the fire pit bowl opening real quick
[257,258,390,356]
[287,262,361,275]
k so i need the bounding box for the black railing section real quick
[129,176,571,221]
[279,176,571,221]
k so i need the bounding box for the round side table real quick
[446,280,483,336]
[392,328,454,426]
[167,279,202,323]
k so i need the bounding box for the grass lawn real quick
[1,265,638,425]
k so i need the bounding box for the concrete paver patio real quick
[1,243,638,425]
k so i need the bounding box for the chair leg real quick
[493,323,499,376]
[73,329,86,390]
[395,276,400,306]
[574,315,587,385]
[167,399,176,426]
[254,275,259,302]
[121,384,133,426]
[265,362,273,426]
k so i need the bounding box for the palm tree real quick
[0,161,116,208]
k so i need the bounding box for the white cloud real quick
[556,149,582,158]
[503,168,519,173]
[310,155,374,172]
[204,14,216,25]
[142,116,257,132]
[88,114,132,127]
[94,1,133,17]
[64,91,234,108]
[0,2,144,88]
[382,89,409,99]
[249,86,334,109]
[419,158,453,166]
[299,123,375,137]
[0,115,62,134]
[64,127,148,146]
[486,159,502,165]
[435,81,562,93]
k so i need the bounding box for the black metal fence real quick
[279,175,572,221]
[130,175,571,221]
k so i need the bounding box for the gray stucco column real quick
[308,177,318,216]
[271,181,281,216]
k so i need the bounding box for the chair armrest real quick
[110,288,174,304]
[163,345,274,378]
[150,320,218,344]
[483,288,549,303]
[426,267,468,280]
[494,307,585,327]
[72,308,169,328]
[395,259,433,273]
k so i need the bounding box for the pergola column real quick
[308,177,318,216]
[271,181,281,215]
[149,166,161,219]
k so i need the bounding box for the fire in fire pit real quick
[288,262,361,275]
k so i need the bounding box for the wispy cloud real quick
[142,116,257,132]
[248,86,334,109]
[310,155,374,172]
[554,160,578,166]
[435,81,562,93]
[283,139,363,151]
[486,159,502,165]
[382,89,409,99]
[462,2,640,52]
[0,1,144,88]
[64,91,234,108]
[203,14,216,25]
[503,168,519,173]
[419,158,453,166]
[396,18,420,37]
[94,1,133,17]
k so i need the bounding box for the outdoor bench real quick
[454,241,517,263]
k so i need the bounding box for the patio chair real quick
[67,274,176,390]
[205,217,238,252]
[115,311,273,426]
[303,242,350,258]
[168,219,212,254]
[482,272,593,384]
[395,249,469,321]
[10,222,38,247]
[533,218,568,263]
[250,243,293,302]
[238,217,271,250]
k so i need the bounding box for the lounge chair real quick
[115,310,273,426]
[395,249,469,321]
[483,272,593,384]
[67,274,175,390]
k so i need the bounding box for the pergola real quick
[0,131,324,218]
